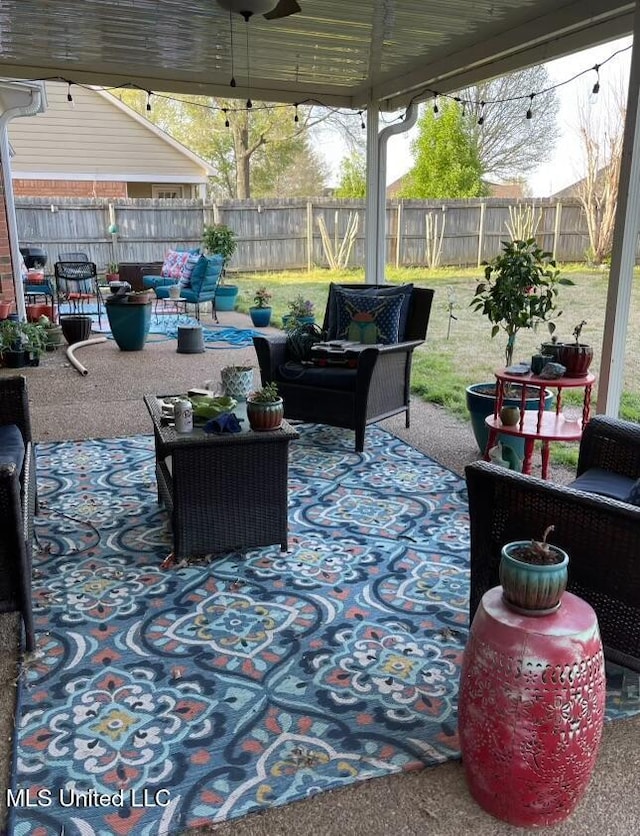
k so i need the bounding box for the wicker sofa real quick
[465,415,640,672]
[0,375,36,652]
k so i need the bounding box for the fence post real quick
[477,202,486,267]
[395,200,403,268]
[108,203,119,268]
[553,201,563,261]
[306,201,313,272]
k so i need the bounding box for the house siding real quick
[8,82,211,182]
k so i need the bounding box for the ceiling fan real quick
[215,0,301,20]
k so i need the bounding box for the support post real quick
[306,201,313,272]
[597,3,640,415]
[477,202,486,267]
[552,201,562,262]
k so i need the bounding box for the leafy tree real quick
[115,90,355,199]
[335,151,367,197]
[458,66,560,181]
[399,100,486,198]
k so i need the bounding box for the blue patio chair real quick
[142,254,223,322]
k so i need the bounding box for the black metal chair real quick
[54,260,102,327]
[465,415,640,672]
[253,283,434,451]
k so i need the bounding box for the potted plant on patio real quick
[105,262,119,282]
[247,381,284,431]
[557,320,594,377]
[466,237,572,454]
[202,223,238,312]
[249,286,272,327]
[499,524,569,614]
[282,295,315,330]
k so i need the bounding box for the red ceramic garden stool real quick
[458,587,605,827]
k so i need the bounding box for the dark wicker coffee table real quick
[144,395,299,559]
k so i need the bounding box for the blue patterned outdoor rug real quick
[10,426,640,835]
[90,311,262,348]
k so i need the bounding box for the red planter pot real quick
[247,398,284,431]
[557,343,594,377]
[0,300,13,320]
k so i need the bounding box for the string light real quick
[432,95,439,117]
[39,42,629,132]
[525,93,534,120]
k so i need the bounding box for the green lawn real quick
[236,265,640,464]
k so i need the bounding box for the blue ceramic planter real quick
[500,540,569,615]
[249,307,272,327]
[105,302,151,351]
[215,285,239,312]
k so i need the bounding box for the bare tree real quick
[575,85,625,265]
[459,66,560,181]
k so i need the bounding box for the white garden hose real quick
[66,336,108,376]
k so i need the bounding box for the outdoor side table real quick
[458,587,605,828]
[484,368,596,479]
[144,395,299,559]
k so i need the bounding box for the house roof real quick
[0,1,632,111]
[7,81,215,182]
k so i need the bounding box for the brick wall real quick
[13,179,128,198]
[0,167,16,306]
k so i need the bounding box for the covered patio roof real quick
[0,1,633,109]
[0,0,638,416]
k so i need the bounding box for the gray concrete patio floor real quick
[1,311,639,836]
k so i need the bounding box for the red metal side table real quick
[484,368,596,479]
[458,587,605,828]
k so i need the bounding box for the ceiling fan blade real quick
[263,0,301,20]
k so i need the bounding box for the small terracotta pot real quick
[247,397,284,431]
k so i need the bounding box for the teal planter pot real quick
[466,382,554,462]
[215,285,239,312]
[500,540,569,615]
[105,302,151,351]
[249,307,272,327]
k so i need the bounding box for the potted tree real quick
[202,223,238,312]
[466,238,572,455]
[0,320,26,367]
[247,382,284,431]
[249,287,272,327]
[499,525,569,615]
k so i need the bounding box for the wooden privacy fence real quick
[16,196,596,273]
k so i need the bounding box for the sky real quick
[326,35,633,197]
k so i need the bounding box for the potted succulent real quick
[202,223,238,312]
[466,238,572,454]
[557,320,594,377]
[249,286,273,327]
[499,525,569,614]
[282,295,315,330]
[38,314,64,350]
[106,262,119,282]
[247,381,284,431]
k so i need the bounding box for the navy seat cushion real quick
[276,362,357,391]
[0,424,25,475]
[325,283,413,341]
[626,477,640,506]
[568,468,636,502]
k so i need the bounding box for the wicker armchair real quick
[465,416,640,672]
[0,376,36,651]
[253,283,434,452]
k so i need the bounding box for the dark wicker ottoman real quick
[144,395,299,559]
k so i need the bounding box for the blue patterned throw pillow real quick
[334,289,404,345]
[627,477,640,506]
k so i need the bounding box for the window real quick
[152,185,184,199]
